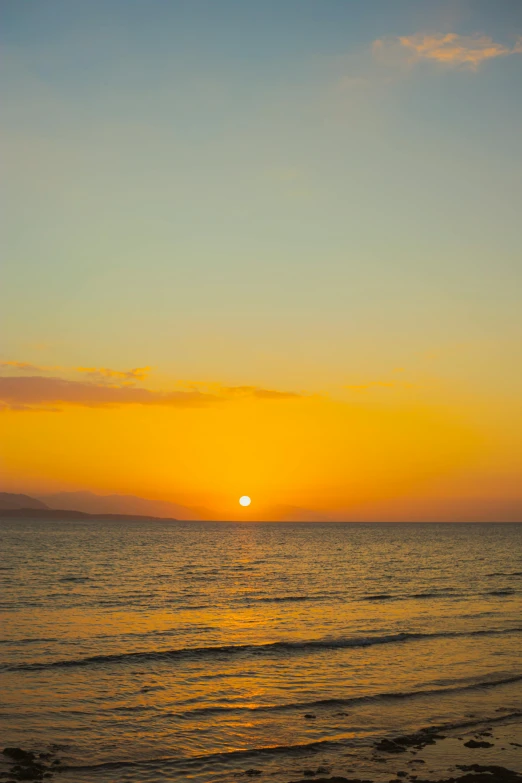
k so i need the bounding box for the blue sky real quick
[2,0,521,389]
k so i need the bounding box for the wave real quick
[361,591,461,601]
[7,627,522,672]
[63,738,338,773]
[50,711,522,775]
[361,588,520,601]
[250,594,332,604]
[487,571,522,577]
[0,637,58,645]
[173,673,522,718]
[235,590,349,605]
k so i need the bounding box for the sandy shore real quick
[2,714,521,782]
[289,713,522,783]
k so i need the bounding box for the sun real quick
[239,496,251,507]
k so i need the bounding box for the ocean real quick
[0,520,521,781]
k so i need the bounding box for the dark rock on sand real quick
[2,751,35,764]
[398,731,445,748]
[291,761,522,783]
[304,713,317,720]
[456,764,520,777]
[375,729,446,755]
[7,764,46,781]
[1,747,63,782]
[463,740,494,748]
[416,774,520,783]
[375,739,408,754]
[290,778,372,783]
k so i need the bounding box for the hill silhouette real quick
[0,507,174,521]
[0,492,49,511]
[35,490,211,520]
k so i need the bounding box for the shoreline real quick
[2,714,521,782]
[289,714,522,783]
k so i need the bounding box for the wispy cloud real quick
[0,361,47,372]
[1,361,152,384]
[1,402,62,414]
[0,361,153,386]
[220,385,302,401]
[0,375,216,411]
[373,32,522,70]
[0,375,304,412]
[175,380,306,401]
[76,366,151,384]
[345,380,416,392]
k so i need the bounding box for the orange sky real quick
[1,364,521,520]
[2,3,521,520]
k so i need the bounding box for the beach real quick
[2,714,521,781]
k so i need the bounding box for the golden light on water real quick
[239,496,251,507]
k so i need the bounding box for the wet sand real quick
[289,714,522,783]
[2,715,521,782]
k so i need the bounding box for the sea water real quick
[0,520,520,781]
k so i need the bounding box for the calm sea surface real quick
[0,520,521,781]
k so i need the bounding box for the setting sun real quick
[239,496,251,507]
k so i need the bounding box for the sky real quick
[1,0,522,521]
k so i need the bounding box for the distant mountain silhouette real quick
[36,491,212,520]
[0,507,174,521]
[265,504,334,522]
[0,492,49,510]
[2,491,332,522]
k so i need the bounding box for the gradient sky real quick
[2,0,522,520]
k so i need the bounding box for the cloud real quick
[345,381,395,392]
[1,361,151,383]
[221,385,302,401]
[0,402,62,413]
[0,375,304,412]
[1,360,66,373]
[76,366,151,384]
[0,361,47,372]
[373,32,522,70]
[0,375,216,411]
[345,381,416,392]
[175,380,306,401]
